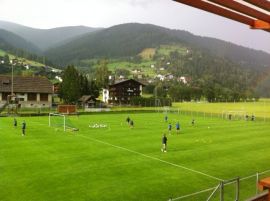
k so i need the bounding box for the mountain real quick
[0,20,102,51]
[0,29,40,54]
[44,23,270,69]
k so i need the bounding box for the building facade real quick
[0,75,53,108]
[108,79,145,104]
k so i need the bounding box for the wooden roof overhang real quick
[173,0,270,32]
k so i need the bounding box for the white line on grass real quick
[78,134,222,181]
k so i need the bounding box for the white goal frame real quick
[49,113,66,131]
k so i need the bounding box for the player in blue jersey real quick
[176,122,180,134]
[168,123,172,134]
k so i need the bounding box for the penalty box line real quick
[78,135,222,181]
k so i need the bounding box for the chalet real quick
[102,88,109,103]
[78,95,97,108]
[107,79,145,104]
[0,75,53,108]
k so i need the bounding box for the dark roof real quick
[109,79,145,87]
[79,95,96,103]
[0,75,53,93]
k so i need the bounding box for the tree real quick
[88,80,99,98]
[115,68,130,78]
[95,60,109,89]
[154,83,167,98]
[59,66,81,104]
[79,74,90,95]
[3,54,10,64]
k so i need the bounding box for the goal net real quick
[49,113,78,131]
[222,110,246,120]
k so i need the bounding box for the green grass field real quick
[1,112,270,201]
[172,99,270,119]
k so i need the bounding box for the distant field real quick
[0,48,44,67]
[157,44,188,56]
[139,48,156,60]
[172,99,270,119]
[1,112,270,201]
[106,60,156,77]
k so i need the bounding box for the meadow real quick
[172,99,270,119]
[1,112,270,201]
[0,48,44,67]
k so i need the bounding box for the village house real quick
[78,95,97,108]
[0,75,53,108]
[105,79,145,104]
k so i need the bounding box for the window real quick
[2,93,10,100]
[28,93,37,101]
[2,80,10,85]
[40,93,48,101]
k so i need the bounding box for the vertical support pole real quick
[264,101,266,123]
[220,181,224,201]
[64,115,66,132]
[11,63,14,96]
[256,172,259,195]
[236,177,240,201]
[49,113,51,127]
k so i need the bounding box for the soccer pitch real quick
[1,112,270,201]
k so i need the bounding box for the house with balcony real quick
[107,79,145,104]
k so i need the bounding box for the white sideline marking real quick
[171,185,218,201]
[78,135,222,181]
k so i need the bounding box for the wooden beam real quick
[244,0,270,11]
[209,0,270,23]
[173,0,255,26]
[253,20,270,29]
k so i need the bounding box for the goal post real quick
[49,113,66,131]
[49,113,79,132]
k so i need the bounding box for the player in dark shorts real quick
[126,116,130,124]
[161,134,167,152]
[176,122,180,134]
[22,120,26,136]
[14,118,17,128]
[168,123,172,134]
[129,120,134,128]
[251,114,255,121]
[164,115,168,122]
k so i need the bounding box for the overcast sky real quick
[0,0,269,53]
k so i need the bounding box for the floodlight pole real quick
[11,60,14,96]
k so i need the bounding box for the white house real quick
[102,88,109,103]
